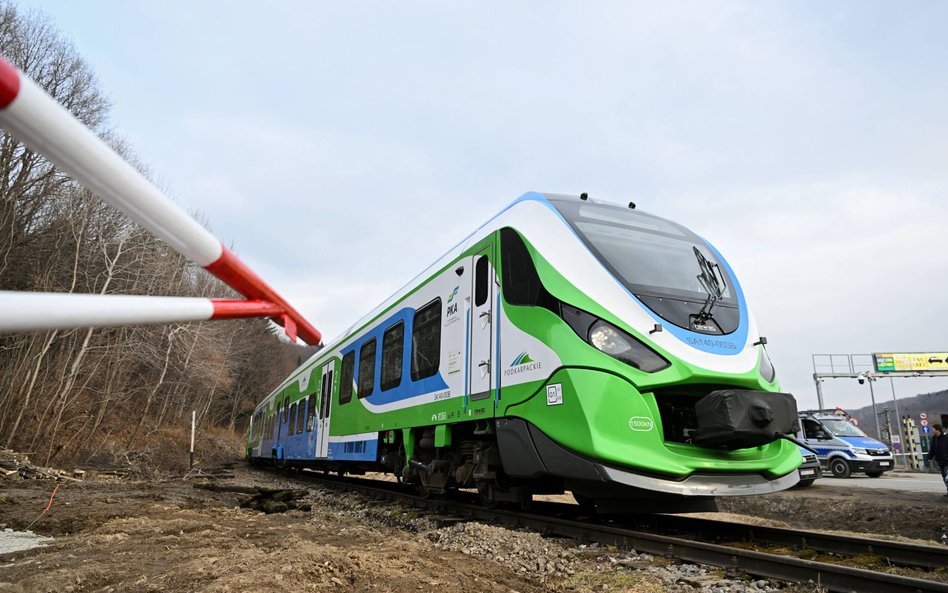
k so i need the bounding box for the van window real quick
[411,299,441,381]
[803,419,824,439]
[358,339,377,398]
[381,322,405,391]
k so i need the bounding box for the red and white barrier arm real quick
[0,292,285,332]
[0,59,320,344]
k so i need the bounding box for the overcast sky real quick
[17,1,948,412]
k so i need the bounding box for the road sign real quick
[921,419,929,427]
[892,435,901,444]
[921,425,931,435]
[920,412,928,420]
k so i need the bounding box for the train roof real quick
[256,191,661,408]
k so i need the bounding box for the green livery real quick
[247,193,801,512]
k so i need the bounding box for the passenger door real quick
[315,362,333,459]
[468,248,494,400]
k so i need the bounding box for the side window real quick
[358,339,377,398]
[501,227,544,306]
[804,419,824,439]
[282,399,289,423]
[381,321,405,391]
[411,299,442,381]
[306,394,316,431]
[340,351,355,404]
[296,401,305,434]
[319,368,334,418]
[474,256,489,307]
[322,370,333,418]
[288,403,297,433]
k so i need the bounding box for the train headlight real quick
[587,320,670,373]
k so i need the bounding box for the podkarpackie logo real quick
[505,351,541,376]
[447,286,459,303]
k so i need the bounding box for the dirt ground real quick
[718,479,948,544]
[0,466,945,593]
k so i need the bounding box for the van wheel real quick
[865,471,883,478]
[829,458,851,478]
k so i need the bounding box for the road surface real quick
[818,471,947,493]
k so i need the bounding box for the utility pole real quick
[889,377,907,468]
[867,376,881,440]
[189,410,196,469]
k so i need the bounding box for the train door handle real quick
[478,311,491,322]
[478,360,490,368]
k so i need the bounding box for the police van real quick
[797,410,894,478]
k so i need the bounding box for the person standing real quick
[928,424,948,496]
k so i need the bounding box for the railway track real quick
[258,468,948,593]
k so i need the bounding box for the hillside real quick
[846,388,948,440]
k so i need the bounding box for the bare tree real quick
[0,3,313,469]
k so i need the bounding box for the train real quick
[245,192,802,513]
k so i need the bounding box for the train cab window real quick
[474,256,489,307]
[296,401,305,434]
[340,351,355,404]
[411,299,441,381]
[288,403,297,433]
[381,322,404,391]
[306,394,316,431]
[501,227,556,309]
[358,339,377,398]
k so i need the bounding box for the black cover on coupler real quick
[693,389,799,450]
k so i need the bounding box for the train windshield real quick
[550,198,739,334]
[820,418,867,438]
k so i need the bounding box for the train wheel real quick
[829,458,851,478]
[414,475,432,499]
[476,481,498,509]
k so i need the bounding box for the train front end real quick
[496,194,801,511]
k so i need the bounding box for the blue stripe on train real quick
[328,439,379,461]
[341,306,449,405]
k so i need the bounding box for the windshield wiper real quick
[693,246,727,323]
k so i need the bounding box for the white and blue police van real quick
[797,410,894,479]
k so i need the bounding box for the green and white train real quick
[245,193,801,512]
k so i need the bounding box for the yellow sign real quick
[873,352,948,373]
